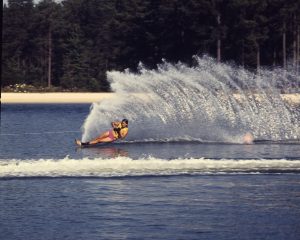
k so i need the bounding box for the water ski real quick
[75,139,111,148]
[75,139,92,148]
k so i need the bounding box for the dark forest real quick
[2,0,300,91]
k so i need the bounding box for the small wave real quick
[1,157,300,178]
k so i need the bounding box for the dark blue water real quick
[1,175,300,240]
[1,104,300,240]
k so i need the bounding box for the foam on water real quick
[82,56,299,143]
[1,157,300,178]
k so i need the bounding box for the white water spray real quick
[82,56,299,143]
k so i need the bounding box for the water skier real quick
[76,119,129,146]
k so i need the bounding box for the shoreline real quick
[1,92,115,104]
[1,92,300,104]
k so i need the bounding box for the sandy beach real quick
[1,92,300,105]
[1,92,115,104]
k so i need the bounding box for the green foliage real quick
[2,0,300,91]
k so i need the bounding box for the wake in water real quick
[1,157,300,178]
[82,56,300,143]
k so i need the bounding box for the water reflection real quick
[77,142,300,160]
[80,146,129,158]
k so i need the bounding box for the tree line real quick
[2,0,300,91]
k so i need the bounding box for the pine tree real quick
[2,0,34,86]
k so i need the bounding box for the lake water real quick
[1,104,300,240]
